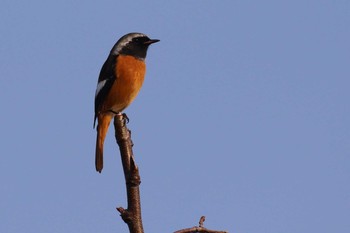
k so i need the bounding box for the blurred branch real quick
[174,216,228,233]
[114,113,144,233]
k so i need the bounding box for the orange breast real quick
[102,55,146,113]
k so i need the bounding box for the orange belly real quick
[102,55,146,113]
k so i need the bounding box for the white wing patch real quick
[95,80,107,97]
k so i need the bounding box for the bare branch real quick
[112,115,226,233]
[114,113,144,233]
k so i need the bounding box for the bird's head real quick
[111,32,160,60]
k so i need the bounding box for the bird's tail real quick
[95,113,113,173]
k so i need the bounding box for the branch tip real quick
[122,113,129,124]
[116,207,125,214]
[199,216,206,227]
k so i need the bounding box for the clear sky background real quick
[1,1,349,233]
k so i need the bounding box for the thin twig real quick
[199,216,206,227]
[174,216,228,233]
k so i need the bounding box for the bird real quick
[94,32,159,173]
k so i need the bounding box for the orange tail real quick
[95,113,113,173]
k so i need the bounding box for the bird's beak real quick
[144,39,160,45]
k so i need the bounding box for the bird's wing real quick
[94,55,117,128]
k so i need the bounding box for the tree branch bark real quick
[114,113,144,233]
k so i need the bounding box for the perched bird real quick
[94,32,159,173]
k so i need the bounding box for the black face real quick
[119,36,158,59]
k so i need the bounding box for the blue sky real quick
[1,1,349,233]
